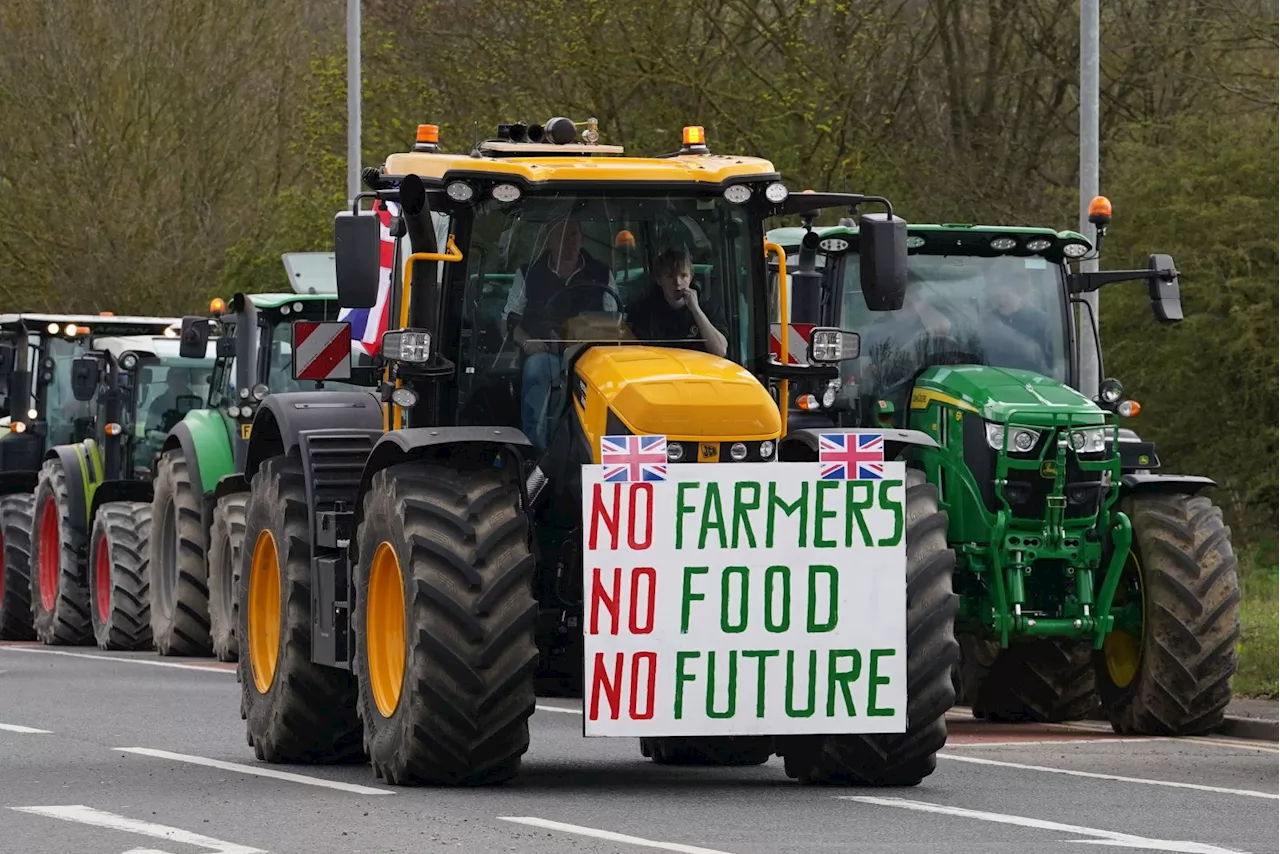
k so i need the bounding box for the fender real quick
[359,426,535,499]
[89,478,155,523]
[0,470,38,497]
[779,426,939,462]
[244,390,383,483]
[211,472,250,504]
[43,441,102,537]
[0,430,43,486]
[161,410,237,499]
[1120,473,1216,497]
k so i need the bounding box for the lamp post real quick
[1078,0,1100,393]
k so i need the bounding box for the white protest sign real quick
[580,433,908,738]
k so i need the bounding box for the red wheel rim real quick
[38,497,59,611]
[95,533,111,623]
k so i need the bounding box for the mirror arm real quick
[1068,268,1177,294]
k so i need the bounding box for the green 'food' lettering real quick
[877,479,904,546]
[807,565,838,632]
[721,566,749,633]
[845,481,874,547]
[680,567,708,633]
[814,480,838,547]
[826,649,862,717]
[675,483,699,549]
[706,650,737,719]
[742,649,778,718]
[785,649,816,717]
[764,565,790,633]
[732,482,761,548]
[867,648,895,716]
[700,482,727,549]
[766,481,808,547]
[674,651,700,719]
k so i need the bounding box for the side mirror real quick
[808,328,861,362]
[71,357,100,401]
[334,209,382,309]
[1147,253,1182,323]
[179,316,211,359]
[858,212,907,311]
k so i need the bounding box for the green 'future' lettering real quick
[742,649,778,717]
[785,649,817,717]
[674,651,700,719]
[868,648,895,716]
[706,650,737,719]
[827,649,862,717]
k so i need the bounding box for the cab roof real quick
[92,335,216,363]
[0,313,180,328]
[238,292,336,310]
[767,222,1090,247]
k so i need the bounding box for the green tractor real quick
[29,333,217,648]
[765,198,1239,736]
[0,313,182,642]
[152,290,375,660]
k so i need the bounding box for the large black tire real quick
[0,494,36,640]
[149,448,212,656]
[962,636,1099,723]
[353,461,538,786]
[29,459,91,645]
[953,633,997,711]
[639,737,773,766]
[778,468,958,786]
[1095,492,1239,736]
[87,501,153,651]
[209,491,247,662]
[238,454,363,763]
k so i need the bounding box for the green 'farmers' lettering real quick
[742,649,778,717]
[732,482,761,548]
[826,649,862,717]
[766,481,809,547]
[877,479,904,546]
[706,650,738,718]
[814,480,838,547]
[845,481,874,546]
[720,566,749,633]
[807,566,838,632]
[785,649,817,717]
[700,481,727,549]
[764,565,790,633]
[867,648,896,716]
[680,567,708,632]
[674,650,700,719]
[675,482,699,549]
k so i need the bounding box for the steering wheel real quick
[872,332,986,403]
[540,281,624,325]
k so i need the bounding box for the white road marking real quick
[11,805,264,854]
[939,753,1279,800]
[498,817,736,854]
[0,723,52,733]
[841,796,1247,854]
[949,737,1156,748]
[0,647,234,673]
[535,704,583,715]
[114,748,394,796]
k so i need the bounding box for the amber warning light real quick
[1088,195,1112,224]
[210,298,226,314]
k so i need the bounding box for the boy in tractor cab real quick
[622,247,729,357]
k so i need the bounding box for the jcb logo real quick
[698,443,719,462]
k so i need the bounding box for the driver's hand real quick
[523,339,548,355]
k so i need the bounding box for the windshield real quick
[132,358,215,472]
[42,336,94,446]
[840,253,1070,400]
[259,311,373,394]
[451,192,757,436]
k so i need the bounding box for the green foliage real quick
[1235,557,1278,698]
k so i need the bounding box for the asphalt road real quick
[1,643,1275,854]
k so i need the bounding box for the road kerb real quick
[952,705,1279,743]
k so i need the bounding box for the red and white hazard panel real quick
[768,323,816,364]
[292,321,353,381]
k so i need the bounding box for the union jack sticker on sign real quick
[292,321,353,381]
[601,434,667,483]
[818,432,885,480]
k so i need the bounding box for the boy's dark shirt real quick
[624,287,728,353]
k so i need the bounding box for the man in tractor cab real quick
[501,215,618,448]
[979,277,1053,374]
[623,247,729,357]
[144,367,206,434]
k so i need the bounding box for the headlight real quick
[1025,238,1052,252]
[723,184,752,204]
[809,328,860,363]
[381,329,431,363]
[1070,427,1106,454]
[730,442,748,461]
[120,353,138,371]
[390,386,419,408]
[989,237,1017,251]
[491,183,521,203]
[251,383,269,401]
[764,182,789,203]
[228,405,242,417]
[1063,242,1089,258]
[986,422,1040,453]
[667,442,685,462]
[758,440,775,460]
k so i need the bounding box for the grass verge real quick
[1234,554,1278,699]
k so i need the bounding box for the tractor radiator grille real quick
[299,430,379,511]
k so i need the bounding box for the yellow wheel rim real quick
[1104,549,1144,688]
[367,541,407,718]
[248,529,282,695]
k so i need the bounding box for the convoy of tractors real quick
[0,118,1241,788]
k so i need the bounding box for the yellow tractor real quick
[235,119,958,785]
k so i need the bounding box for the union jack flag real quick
[818,432,885,480]
[601,434,668,482]
[338,199,398,356]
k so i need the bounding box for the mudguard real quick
[358,426,535,497]
[244,390,383,482]
[1119,473,1216,497]
[44,442,101,537]
[161,410,237,499]
[0,470,38,497]
[89,479,154,522]
[779,426,939,462]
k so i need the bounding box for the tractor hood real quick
[913,365,1104,427]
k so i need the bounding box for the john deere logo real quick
[1040,461,1057,478]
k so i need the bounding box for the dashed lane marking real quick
[0,646,237,672]
[938,753,1279,799]
[11,805,264,854]
[0,723,52,734]
[498,817,736,854]
[114,748,394,796]
[840,796,1247,854]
